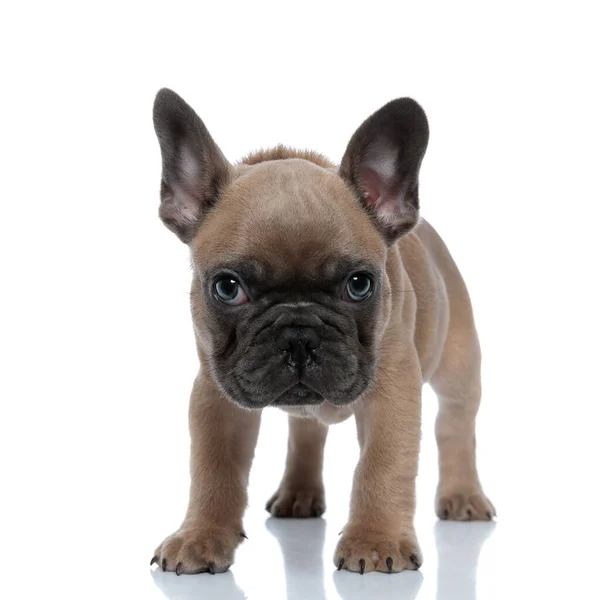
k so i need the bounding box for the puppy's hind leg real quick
[266,416,328,518]
[431,324,495,521]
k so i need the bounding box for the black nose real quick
[276,326,320,367]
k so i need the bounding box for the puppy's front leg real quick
[335,353,422,574]
[152,373,261,575]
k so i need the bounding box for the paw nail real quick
[175,562,182,576]
[442,508,449,519]
[338,558,345,571]
[161,558,167,572]
[240,532,248,539]
[208,562,216,575]
[410,554,421,569]
[466,509,472,520]
[386,557,393,572]
[359,559,365,575]
[486,511,492,520]
[150,556,158,567]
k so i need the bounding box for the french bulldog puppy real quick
[150,89,495,575]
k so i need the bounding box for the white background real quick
[1,1,599,599]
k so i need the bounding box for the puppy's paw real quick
[334,528,422,574]
[151,525,245,575]
[266,484,325,518]
[436,485,496,521]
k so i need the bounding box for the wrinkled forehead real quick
[192,160,386,278]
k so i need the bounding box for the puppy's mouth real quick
[271,383,325,407]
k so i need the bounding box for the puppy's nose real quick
[276,327,320,367]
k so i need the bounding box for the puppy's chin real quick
[271,384,325,407]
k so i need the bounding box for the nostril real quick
[305,329,320,350]
[276,327,295,351]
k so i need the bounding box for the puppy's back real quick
[398,220,478,381]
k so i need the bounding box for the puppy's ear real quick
[153,88,232,243]
[340,98,429,243]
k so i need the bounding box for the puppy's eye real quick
[344,273,373,302]
[214,277,248,305]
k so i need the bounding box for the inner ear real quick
[359,141,401,203]
[358,142,416,228]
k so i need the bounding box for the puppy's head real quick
[153,89,428,409]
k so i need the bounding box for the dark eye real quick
[214,277,248,305]
[344,273,373,302]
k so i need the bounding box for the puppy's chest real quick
[279,403,354,425]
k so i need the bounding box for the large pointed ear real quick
[339,98,429,243]
[153,88,233,243]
